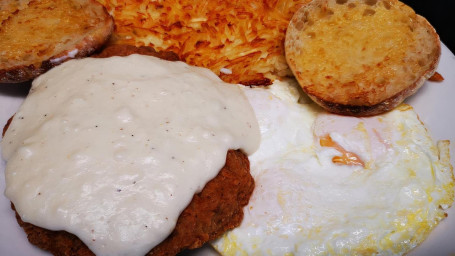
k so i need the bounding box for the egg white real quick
[212,80,454,256]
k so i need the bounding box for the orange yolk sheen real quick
[319,135,365,167]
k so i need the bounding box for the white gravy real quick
[1,55,260,256]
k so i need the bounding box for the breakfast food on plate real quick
[212,80,454,255]
[285,0,440,116]
[1,48,260,255]
[0,0,452,254]
[12,149,253,256]
[97,0,311,85]
[0,0,114,83]
[94,44,180,60]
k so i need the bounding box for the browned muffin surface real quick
[0,0,114,83]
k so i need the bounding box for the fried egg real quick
[212,80,454,255]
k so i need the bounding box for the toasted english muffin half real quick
[285,0,440,116]
[0,0,113,83]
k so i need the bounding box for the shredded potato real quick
[97,0,310,85]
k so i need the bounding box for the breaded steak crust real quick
[13,149,253,256]
[4,45,255,256]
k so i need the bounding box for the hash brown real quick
[97,0,311,86]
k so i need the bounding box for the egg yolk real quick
[319,135,365,167]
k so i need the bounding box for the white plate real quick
[0,44,454,256]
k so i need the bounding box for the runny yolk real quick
[319,135,365,167]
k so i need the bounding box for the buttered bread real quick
[285,0,440,116]
[0,0,113,83]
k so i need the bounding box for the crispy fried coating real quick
[94,44,180,61]
[13,149,253,256]
[6,46,255,256]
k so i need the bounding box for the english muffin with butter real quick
[285,0,440,116]
[1,46,260,256]
[0,0,114,83]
